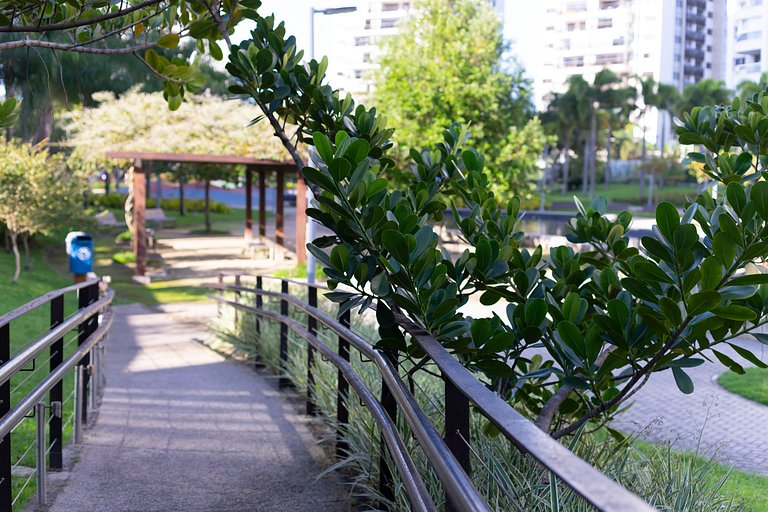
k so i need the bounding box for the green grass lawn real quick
[546,183,699,208]
[634,439,768,511]
[718,368,768,406]
[0,247,82,506]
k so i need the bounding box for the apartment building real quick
[727,0,768,88]
[329,0,505,94]
[534,0,725,148]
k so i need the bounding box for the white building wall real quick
[727,0,768,88]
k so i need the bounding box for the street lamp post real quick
[306,5,357,285]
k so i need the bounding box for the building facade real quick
[727,0,768,88]
[533,0,725,149]
[328,0,505,94]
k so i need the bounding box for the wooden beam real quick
[245,167,253,240]
[105,151,294,167]
[295,172,307,265]
[276,169,284,248]
[133,160,147,277]
[259,170,266,239]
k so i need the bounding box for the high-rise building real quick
[534,0,726,148]
[726,0,768,88]
[328,0,505,94]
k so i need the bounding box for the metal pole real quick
[444,378,471,512]
[89,349,98,412]
[306,286,318,416]
[49,296,64,470]
[379,349,397,504]
[35,401,47,506]
[279,280,290,388]
[0,323,11,510]
[336,310,350,457]
[74,365,84,444]
[307,6,317,284]
[254,275,263,368]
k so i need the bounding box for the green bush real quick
[146,197,230,214]
[91,193,125,209]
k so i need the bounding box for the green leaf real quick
[726,182,747,214]
[634,260,674,284]
[312,132,334,163]
[329,244,349,272]
[557,321,585,357]
[524,299,547,327]
[700,257,723,290]
[728,343,768,369]
[673,224,698,250]
[712,232,736,266]
[712,305,757,321]
[687,291,721,316]
[366,178,388,198]
[208,40,223,61]
[712,350,745,374]
[750,181,768,221]
[727,273,768,286]
[671,367,694,394]
[659,297,682,325]
[156,33,180,48]
[381,229,409,265]
[656,202,680,241]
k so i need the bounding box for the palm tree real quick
[736,72,768,102]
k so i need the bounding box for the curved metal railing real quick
[0,278,113,509]
[209,274,655,512]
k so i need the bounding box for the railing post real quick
[336,310,350,457]
[77,282,98,424]
[254,275,263,368]
[234,274,241,326]
[306,286,318,416]
[217,272,224,316]
[74,365,84,444]
[279,279,290,388]
[49,295,64,470]
[0,323,11,510]
[36,401,47,506]
[379,349,397,504]
[444,377,471,512]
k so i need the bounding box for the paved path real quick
[47,304,346,512]
[613,337,768,474]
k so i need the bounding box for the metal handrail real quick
[0,277,101,327]
[213,297,437,512]
[211,289,489,512]
[210,277,656,512]
[0,308,113,439]
[0,289,114,387]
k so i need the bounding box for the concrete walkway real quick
[47,303,346,512]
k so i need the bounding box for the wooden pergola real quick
[105,151,304,276]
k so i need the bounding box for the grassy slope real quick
[718,368,768,406]
[547,183,699,207]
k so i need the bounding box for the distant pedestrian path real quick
[47,304,345,512]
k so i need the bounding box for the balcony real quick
[685,48,705,60]
[687,0,706,8]
[684,64,704,76]
[687,32,705,42]
[686,13,706,25]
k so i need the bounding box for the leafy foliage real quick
[372,0,544,197]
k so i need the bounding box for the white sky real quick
[233,0,540,76]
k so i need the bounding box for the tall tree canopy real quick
[373,0,548,198]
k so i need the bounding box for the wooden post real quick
[133,159,147,277]
[295,172,307,265]
[245,166,254,240]
[259,170,267,239]
[276,169,284,248]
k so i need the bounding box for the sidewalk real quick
[46,303,346,512]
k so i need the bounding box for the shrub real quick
[91,193,125,209]
[91,194,230,214]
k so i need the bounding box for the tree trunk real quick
[104,169,111,195]
[4,55,14,141]
[562,132,572,196]
[582,132,590,197]
[22,234,30,271]
[156,170,162,206]
[179,173,186,216]
[605,130,612,187]
[588,110,597,199]
[10,232,20,284]
[659,111,666,158]
[33,101,54,143]
[204,180,211,233]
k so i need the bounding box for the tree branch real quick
[0,38,156,54]
[0,0,166,33]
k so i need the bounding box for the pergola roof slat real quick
[105,151,295,168]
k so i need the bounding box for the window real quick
[566,1,587,12]
[597,18,613,28]
[600,0,620,8]
[735,57,746,65]
[362,52,371,63]
[562,38,571,49]
[613,36,624,45]
[365,19,371,29]
[595,53,623,65]
[643,53,651,58]
[355,36,370,46]
[564,56,584,67]
[354,70,363,79]
[382,2,398,11]
[567,21,586,31]
[546,25,555,31]
[381,18,397,28]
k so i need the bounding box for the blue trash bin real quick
[65,232,94,275]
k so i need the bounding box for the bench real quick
[244,237,283,260]
[95,210,124,228]
[146,208,176,228]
